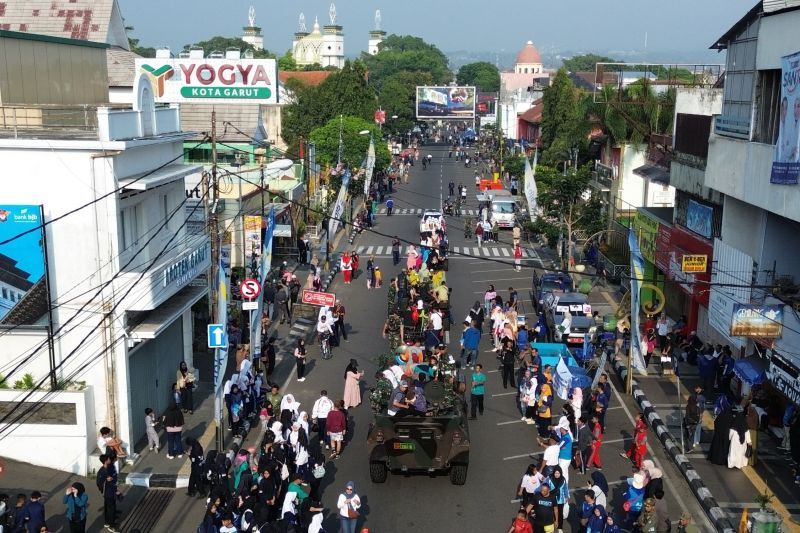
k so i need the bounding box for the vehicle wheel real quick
[369,461,387,483]
[449,463,468,485]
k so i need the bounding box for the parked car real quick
[530,271,574,312]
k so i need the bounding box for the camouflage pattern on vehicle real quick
[366,380,470,485]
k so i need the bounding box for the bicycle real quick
[320,333,333,360]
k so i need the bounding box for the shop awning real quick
[119,164,202,191]
[128,284,206,340]
[633,163,671,185]
[734,357,767,386]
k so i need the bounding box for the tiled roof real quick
[106,46,139,87]
[518,99,544,124]
[278,70,333,87]
[0,0,128,48]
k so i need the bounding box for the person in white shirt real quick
[540,435,560,476]
[317,315,334,341]
[430,308,443,337]
[518,463,545,508]
[312,390,334,450]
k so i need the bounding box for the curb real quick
[610,358,736,533]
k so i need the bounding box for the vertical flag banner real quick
[363,137,376,196]
[250,207,275,359]
[771,50,800,185]
[524,150,538,223]
[328,169,351,238]
[213,244,231,426]
[628,228,648,374]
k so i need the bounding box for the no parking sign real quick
[240,278,261,300]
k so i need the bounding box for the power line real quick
[0,136,209,248]
[0,190,212,436]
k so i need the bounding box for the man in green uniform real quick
[382,312,404,351]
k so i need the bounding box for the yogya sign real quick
[135,58,278,104]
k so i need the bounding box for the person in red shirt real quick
[325,400,348,460]
[514,244,523,272]
[507,509,533,533]
[620,413,648,469]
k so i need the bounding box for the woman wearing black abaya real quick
[708,406,734,465]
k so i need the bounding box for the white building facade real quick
[0,73,207,474]
[705,2,800,374]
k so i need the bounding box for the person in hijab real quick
[588,470,608,508]
[728,410,752,469]
[546,465,569,532]
[307,507,325,533]
[185,437,205,497]
[281,491,298,527]
[63,482,88,533]
[343,359,364,409]
[280,394,301,416]
[469,301,485,332]
[708,405,735,465]
[641,459,663,499]
[337,481,361,533]
[586,504,607,533]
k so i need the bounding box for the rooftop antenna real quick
[374,9,382,31]
[299,12,307,33]
[644,31,648,49]
[329,2,337,25]
[248,5,255,28]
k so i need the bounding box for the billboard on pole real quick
[0,205,46,323]
[416,86,476,118]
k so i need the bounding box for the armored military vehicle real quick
[366,379,470,485]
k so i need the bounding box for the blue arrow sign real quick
[207,323,227,349]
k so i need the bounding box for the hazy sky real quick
[119,0,756,60]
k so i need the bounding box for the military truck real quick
[366,379,470,485]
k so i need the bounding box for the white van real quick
[476,190,518,228]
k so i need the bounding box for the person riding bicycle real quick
[317,315,334,347]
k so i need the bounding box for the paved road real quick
[277,144,715,532]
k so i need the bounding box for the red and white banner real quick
[301,289,336,308]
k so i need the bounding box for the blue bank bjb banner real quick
[772,50,800,185]
[0,205,46,323]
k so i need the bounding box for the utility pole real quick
[208,110,225,454]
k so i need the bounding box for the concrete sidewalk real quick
[563,257,800,530]
[121,261,319,488]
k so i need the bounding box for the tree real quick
[309,116,390,195]
[456,62,500,92]
[278,50,297,71]
[361,34,451,88]
[183,36,275,59]
[561,53,617,72]
[540,68,587,165]
[534,164,594,265]
[282,60,378,147]
[379,70,433,135]
[125,26,155,57]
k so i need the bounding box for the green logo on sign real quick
[179,86,272,99]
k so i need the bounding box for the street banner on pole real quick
[363,137,376,196]
[250,207,275,359]
[213,242,231,427]
[628,228,648,374]
[524,150,538,223]
[771,50,800,184]
[328,169,351,238]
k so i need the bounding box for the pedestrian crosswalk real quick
[351,244,539,259]
[376,207,482,216]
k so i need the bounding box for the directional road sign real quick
[240,278,261,299]
[207,323,227,348]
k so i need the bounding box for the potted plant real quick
[752,489,782,533]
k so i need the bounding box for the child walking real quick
[374,266,382,288]
[145,407,160,452]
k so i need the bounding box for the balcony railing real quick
[0,103,182,141]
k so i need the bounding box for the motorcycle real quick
[464,157,471,168]
[443,201,455,216]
